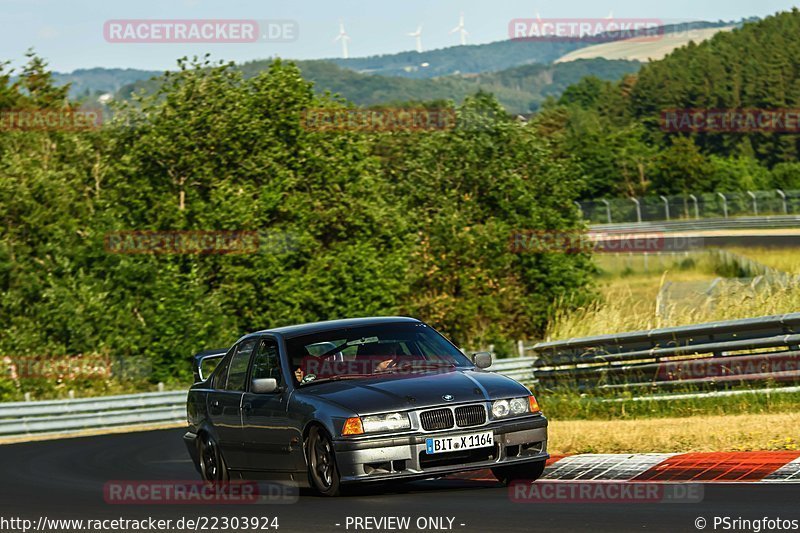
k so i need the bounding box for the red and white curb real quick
[543,452,800,483]
[451,452,800,483]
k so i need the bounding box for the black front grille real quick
[454,405,486,427]
[420,408,455,431]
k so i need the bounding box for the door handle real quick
[243,402,253,413]
[210,399,220,408]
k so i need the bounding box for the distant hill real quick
[326,40,589,79]
[51,67,162,101]
[50,20,734,103]
[328,20,739,78]
[116,57,641,114]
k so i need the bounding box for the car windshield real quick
[286,322,472,385]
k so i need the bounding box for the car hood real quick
[297,369,530,415]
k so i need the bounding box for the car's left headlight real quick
[361,412,411,433]
[491,395,540,419]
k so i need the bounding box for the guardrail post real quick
[777,189,788,214]
[24,392,31,402]
[660,195,670,220]
[601,199,611,224]
[689,194,700,219]
[158,382,165,392]
[717,192,728,218]
[747,191,758,215]
[631,197,642,223]
[517,340,525,357]
[68,390,75,400]
[574,201,583,218]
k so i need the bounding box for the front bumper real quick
[332,415,548,483]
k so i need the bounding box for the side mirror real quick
[251,378,279,394]
[472,352,492,369]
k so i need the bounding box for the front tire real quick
[306,426,341,496]
[492,459,546,485]
[198,433,229,484]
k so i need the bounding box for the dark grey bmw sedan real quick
[184,317,548,496]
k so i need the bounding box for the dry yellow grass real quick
[547,270,800,340]
[727,247,800,275]
[555,26,735,63]
[548,412,800,454]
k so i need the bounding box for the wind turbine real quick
[408,24,423,53]
[334,20,351,59]
[450,12,468,45]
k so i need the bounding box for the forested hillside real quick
[538,10,800,198]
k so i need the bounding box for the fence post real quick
[777,189,788,214]
[717,192,728,218]
[660,195,670,220]
[747,191,758,215]
[689,194,700,219]
[631,197,642,223]
[601,199,611,224]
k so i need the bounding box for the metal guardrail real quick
[531,313,800,392]
[0,391,187,437]
[486,356,538,384]
[0,361,539,438]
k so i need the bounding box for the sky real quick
[0,0,797,72]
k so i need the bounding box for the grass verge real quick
[548,412,800,454]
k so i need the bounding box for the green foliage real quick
[0,54,594,394]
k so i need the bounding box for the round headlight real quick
[492,399,510,418]
[510,397,529,415]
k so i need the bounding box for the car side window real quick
[225,338,257,391]
[211,352,232,389]
[251,338,283,388]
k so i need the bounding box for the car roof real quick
[249,316,423,340]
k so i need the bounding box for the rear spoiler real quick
[192,348,228,383]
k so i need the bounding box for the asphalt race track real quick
[1,429,798,532]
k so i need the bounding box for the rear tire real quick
[306,426,341,496]
[492,459,546,485]
[198,433,229,484]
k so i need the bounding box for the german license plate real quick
[425,431,493,454]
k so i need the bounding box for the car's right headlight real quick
[360,412,411,433]
[491,395,540,419]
